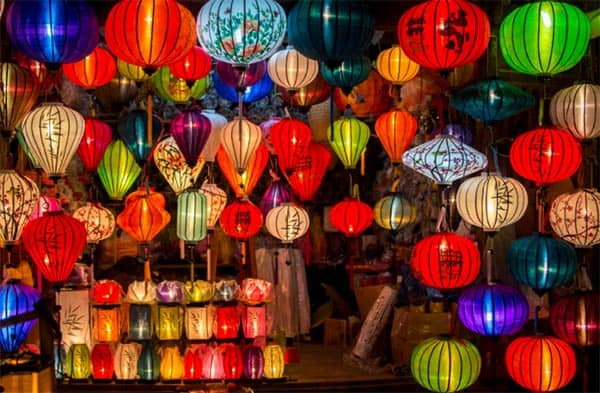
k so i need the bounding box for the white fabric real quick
[56,289,91,349]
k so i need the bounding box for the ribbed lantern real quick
[220,117,263,174]
[200,110,228,163]
[320,57,371,93]
[550,83,600,140]
[63,47,116,90]
[220,199,263,241]
[267,46,319,93]
[183,347,203,380]
[278,73,330,108]
[105,0,195,71]
[0,170,39,249]
[0,281,40,353]
[0,63,40,137]
[21,103,85,179]
[91,343,114,380]
[265,203,310,243]
[375,45,420,85]
[170,109,212,168]
[221,343,243,380]
[397,0,490,71]
[243,345,264,380]
[328,114,370,170]
[289,142,332,202]
[410,232,481,290]
[374,109,418,164]
[505,335,576,392]
[402,135,488,185]
[151,67,209,104]
[200,181,228,230]
[16,129,41,169]
[509,127,582,186]
[329,197,373,237]
[333,70,393,118]
[97,140,142,201]
[411,335,481,393]
[550,292,600,347]
[213,71,274,103]
[373,193,416,233]
[549,188,600,248]
[507,233,577,295]
[217,143,269,197]
[117,109,162,162]
[77,118,113,172]
[458,283,529,337]
[455,173,528,232]
[116,189,171,245]
[499,1,590,78]
[196,0,286,66]
[160,345,184,380]
[65,344,91,379]
[28,195,61,222]
[72,202,116,245]
[21,211,87,283]
[263,344,285,379]
[116,59,148,84]
[153,136,204,195]
[260,179,292,217]
[269,117,312,173]
[138,341,160,381]
[177,189,207,243]
[168,45,212,83]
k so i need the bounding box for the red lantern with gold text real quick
[221,343,243,380]
[329,192,373,237]
[117,188,171,245]
[269,117,312,174]
[63,47,116,90]
[168,45,212,83]
[278,73,330,108]
[77,118,112,172]
[550,292,600,347]
[374,108,418,164]
[217,144,269,197]
[220,199,263,266]
[91,343,114,380]
[333,70,393,118]
[289,142,331,202]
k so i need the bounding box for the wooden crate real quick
[0,367,53,393]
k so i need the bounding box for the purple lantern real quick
[170,109,212,168]
[441,123,473,146]
[215,60,267,89]
[243,345,264,380]
[0,281,40,353]
[156,280,185,303]
[260,179,293,217]
[458,282,529,337]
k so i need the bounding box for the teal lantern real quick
[177,189,207,243]
[328,114,370,169]
[117,109,162,162]
[320,57,372,94]
[97,140,142,201]
[138,341,160,381]
[499,1,591,78]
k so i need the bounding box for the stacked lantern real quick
[91,343,114,380]
[91,280,122,343]
[126,281,157,341]
[239,278,272,339]
[156,280,185,341]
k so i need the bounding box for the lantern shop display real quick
[374,109,418,165]
[263,344,285,379]
[199,344,225,380]
[138,341,160,381]
[333,70,393,118]
[550,292,600,347]
[0,281,40,353]
[184,346,203,380]
[0,62,40,137]
[265,203,310,244]
[549,188,600,248]
[243,345,264,380]
[97,139,142,201]
[550,82,600,140]
[65,343,92,379]
[62,47,116,90]
[185,305,214,341]
[0,170,39,249]
[375,45,420,85]
[221,343,244,380]
[128,303,154,341]
[91,305,121,343]
[114,342,141,380]
[157,303,183,341]
[77,118,113,173]
[328,114,370,170]
[91,343,114,380]
[214,305,240,340]
[160,345,185,380]
[329,197,374,237]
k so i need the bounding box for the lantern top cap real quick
[0,169,17,174]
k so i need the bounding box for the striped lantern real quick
[549,188,600,248]
[268,46,319,92]
[329,197,374,237]
[72,202,116,245]
[374,108,418,164]
[200,110,228,163]
[265,203,310,243]
[328,114,370,170]
[116,59,148,84]
[77,118,113,172]
[243,345,264,380]
[373,193,416,233]
[375,45,420,85]
[159,345,185,380]
[269,117,312,173]
[550,292,600,347]
[117,109,162,162]
[220,117,263,174]
[0,170,39,249]
[170,109,212,168]
[177,189,207,243]
[117,189,171,245]
[0,62,40,137]
[217,143,269,197]
[0,281,40,353]
[263,344,285,379]
[62,47,116,90]
[199,181,227,230]
[288,142,332,202]
[168,45,212,83]
[97,140,142,201]
[550,83,600,140]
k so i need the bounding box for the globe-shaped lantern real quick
[505,335,576,392]
[63,47,116,90]
[411,232,481,290]
[458,283,529,337]
[117,109,162,162]
[455,173,528,232]
[397,0,490,72]
[289,142,332,202]
[509,127,582,187]
[374,109,418,164]
[151,67,209,104]
[376,45,420,85]
[265,203,310,243]
[168,45,212,84]
[0,281,40,353]
[411,335,481,393]
[0,170,39,249]
[260,179,293,217]
[278,73,330,108]
[215,60,267,89]
[170,109,212,168]
[328,114,370,170]
[5,0,99,70]
[0,63,40,138]
[105,0,195,71]
[177,189,207,244]
[97,140,142,201]
[77,118,113,172]
[329,196,373,237]
[269,117,312,173]
[200,110,228,163]
[217,144,269,197]
[72,202,115,245]
[402,135,487,185]
[507,233,577,295]
[441,124,473,146]
[220,199,263,241]
[267,46,319,93]
[499,1,590,78]
[196,0,286,66]
[116,189,171,245]
[373,193,416,233]
[287,0,373,64]
[320,57,371,93]
[200,181,228,230]
[549,188,600,248]
[22,211,87,283]
[116,59,149,84]
[213,71,274,103]
[220,117,263,174]
[333,70,393,118]
[550,292,600,347]
[550,83,600,140]
[21,103,85,180]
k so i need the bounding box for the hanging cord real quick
[436,186,450,232]
[485,233,496,285]
[536,187,547,234]
[537,83,547,127]
[328,86,335,141]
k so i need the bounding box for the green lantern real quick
[97,140,141,201]
[177,189,207,243]
[65,343,91,380]
[151,67,209,104]
[499,1,590,78]
[328,114,370,169]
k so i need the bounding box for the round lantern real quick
[6,0,99,69]
[263,344,285,379]
[77,118,113,172]
[153,136,204,195]
[373,193,416,233]
[278,73,330,108]
[116,189,171,245]
[397,0,490,71]
[411,335,481,393]
[455,173,528,232]
[63,47,116,90]
[549,188,600,248]
[499,1,590,78]
[507,232,577,295]
[328,114,370,170]
[221,344,243,380]
[260,179,293,217]
[374,109,418,164]
[410,232,481,290]
[269,117,312,173]
[116,59,148,84]
[509,127,582,186]
[151,67,209,104]
[215,60,267,89]
[105,0,195,71]
[320,57,371,92]
[94,75,138,113]
[200,181,228,230]
[505,335,576,392]
[213,70,274,103]
[170,109,212,168]
[220,117,263,174]
[329,197,373,237]
[177,189,208,243]
[0,62,40,137]
[138,341,160,381]
[72,202,116,245]
[91,343,114,380]
[550,82,600,140]
[243,345,264,380]
[268,46,319,92]
[28,195,61,222]
[402,135,488,185]
[196,0,286,65]
[168,45,212,83]
[287,0,373,64]
[220,199,263,241]
[458,283,529,337]
[0,281,40,353]
[217,143,269,197]
[0,170,39,249]
[117,109,162,162]
[22,211,87,283]
[333,70,393,118]
[21,103,85,179]
[376,45,420,85]
[97,140,142,201]
[289,142,332,202]
[441,123,473,146]
[92,280,122,304]
[550,292,600,347]
[65,343,91,379]
[265,203,310,243]
[200,110,228,163]
[160,345,184,380]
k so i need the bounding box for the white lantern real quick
[0,170,39,248]
[456,172,528,232]
[21,102,85,179]
[114,342,141,380]
[373,193,416,232]
[177,189,207,243]
[265,203,310,243]
[267,46,319,92]
[220,117,263,174]
[549,188,600,248]
[185,305,214,340]
[200,110,227,163]
[550,83,600,140]
[153,136,204,195]
[200,181,227,230]
[72,202,116,244]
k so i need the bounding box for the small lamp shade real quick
[268,46,319,92]
[185,305,214,341]
[214,305,240,340]
[138,341,160,381]
[117,189,171,245]
[153,136,204,195]
[65,343,91,379]
[373,193,416,233]
[213,70,274,103]
[260,179,293,217]
[328,115,370,170]
[549,189,600,248]
[374,108,418,164]
[221,343,244,380]
[269,118,312,173]
[375,45,420,85]
[265,203,310,243]
[157,304,183,340]
[92,306,121,343]
[320,57,371,92]
[0,281,40,353]
[0,62,40,137]
[177,190,207,244]
[243,345,264,380]
[278,73,330,108]
[215,60,267,89]
[550,292,600,347]
[128,303,153,341]
[200,182,228,230]
[289,142,332,202]
[159,345,184,380]
[329,197,373,237]
[170,109,212,168]
[550,83,600,140]
[72,202,116,245]
[168,45,212,83]
[91,343,114,380]
[200,110,228,163]
[263,344,285,379]
[0,170,39,248]
[97,140,142,201]
[183,346,203,380]
[114,343,141,380]
[117,109,162,162]
[220,117,263,174]
[217,143,269,197]
[151,67,209,104]
[63,47,116,90]
[77,118,113,172]
[92,280,122,304]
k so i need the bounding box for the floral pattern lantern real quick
[168,45,212,83]
[0,170,39,249]
[151,67,209,104]
[200,181,228,230]
[375,45,420,85]
[117,109,162,162]
[153,136,204,195]
[72,202,116,245]
[374,108,418,164]
[373,193,416,233]
[63,47,116,90]
[0,62,40,137]
[269,117,312,173]
[116,188,171,245]
[265,203,310,243]
[550,82,600,140]
[328,114,370,170]
[91,343,114,380]
[170,109,212,168]
[329,195,373,237]
[220,117,263,174]
[550,292,600,347]
[185,304,214,341]
[268,45,319,93]
[333,70,393,118]
[77,118,113,173]
[289,142,332,202]
[549,188,600,248]
[97,140,142,201]
[0,281,40,353]
[217,143,269,197]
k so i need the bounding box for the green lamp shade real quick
[320,57,371,92]
[177,189,207,243]
[65,343,91,380]
[499,1,590,78]
[151,66,209,104]
[328,115,370,169]
[97,140,142,201]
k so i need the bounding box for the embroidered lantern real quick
[117,109,162,162]
[213,70,274,103]
[269,117,312,173]
[77,118,112,173]
[170,109,212,168]
[200,110,228,163]
[278,73,330,108]
[221,343,244,380]
[267,46,319,93]
[114,343,141,380]
[243,345,264,380]
[328,114,370,170]
[128,303,153,341]
[0,170,39,249]
[97,140,142,201]
[441,123,473,146]
[138,341,160,381]
[220,117,263,174]
[265,203,310,243]
[177,190,208,244]
[550,82,600,140]
[260,179,293,217]
[329,196,374,237]
[185,305,214,341]
[199,344,225,380]
[289,142,332,201]
[214,305,240,340]
[263,344,285,379]
[72,203,116,245]
[91,306,121,343]
[151,67,209,104]
[373,193,416,233]
[550,292,600,347]
[321,57,371,92]
[374,108,418,164]
[0,62,40,137]
[184,346,203,380]
[153,136,204,195]
[160,345,184,380]
[168,45,212,83]
[200,182,228,230]
[0,281,40,353]
[63,47,116,90]
[91,343,114,380]
[375,45,420,85]
[215,60,267,89]
[549,189,600,248]
[65,344,91,379]
[217,143,269,197]
[333,70,393,118]
[116,188,171,245]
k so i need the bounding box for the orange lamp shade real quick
[333,70,393,118]
[63,47,116,90]
[269,118,313,174]
[221,343,243,380]
[375,45,420,85]
[374,109,418,164]
[217,144,269,198]
[92,280,122,304]
[219,199,263,241]
[168,45,212,83]
[92,306,121,343]
[214,305,240,340]
[91,343,114,380]
[329,197,374,237]
[116,188,171,245]
[159,345,184,380]
[77,117,113,172]
[289,142,332,202]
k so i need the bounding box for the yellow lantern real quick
[157,304,183,341]
[374,193,416,233]
[159,345,185,381]
[116,59,148,84]
[91,306,121,343]
[0,62,40,138]
[376,45,420,85]
[263,344,285,379]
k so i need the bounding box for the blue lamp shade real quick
[507,233,577,296]
[117,109,162,162]
[0,281,40,353]
[458,283,529,337]
[5,0,99,70]
[441,123,473,146]
[450,79,535,124]
[213,71,273,103]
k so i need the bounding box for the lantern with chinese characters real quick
[375,45,420,85]
[157,303,183,341]
[65,344,91,379]
[91,343,114,380]
[217,143,269,197]
[550,189,600,248]
[265,203,310,244]
[200,182,228,230]
[333,70,393,118]
[177,190,207,245]
[72,203,116,245]
[215,60,267,89]
[411,335,481,393]
[63,47,116,90]
[220,117,263,174]
[550,292,600,347]
[77,118,112,173]
[328,114,370,170]
[117,109,162,162]
[97,140,142,201]
[185,305,214,341]
[0,281,40,353]
[200,110,228,163]
[116,188,171,245]
[170,109,212,168]
[550,83,600,140]
[441,123,473,146]
[21,103,85,179]
[128,303,153,341]
[213,71,274,103]
[0,62,40,137]
[373,193,416,233]
[289,142,332,202]
[160,345,184,380]
[220,199,264,242]
[114,343,141,380]
[269,117,312,173]
[168,45,212,83]
[260,179,293,217]
[411,232,481,290]
[263,344,285,379]
[243,345,264,380]
[320,57,371,93]
[214,305,240,340]
[151,67,209,104]
[0,170,39,249]
[184,346,203,380]
[92,280,121,304]
[138,341,160,381]
[268,46,319,93]
[221,343,243,380]
[91,306,121,343]
[374,108,418,164]
[330,196,374,237]
[153,137,204,195]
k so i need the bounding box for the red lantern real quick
[91,343,114,380]
[77,117,112,172]
[92,280,122,304]
[184,346,203,380]
[116,188,171,245]
[505,335,576,392]
[221,343,243,380]
[289,142,332,202]
[220,199,263,241]
[63,47,116,90]
[329,197,374,237]
[168,45,212,83]
[214,305,240,340]
[241,305,267,339]
[278,73,330,108]
[216,144,269,197]
[21,211,87,283]
[333,70,393,118]
[410,232,481,290]
[269,118,312,174]
[374,108,418,164]
[550,292,600,347]
[509,127,582,186]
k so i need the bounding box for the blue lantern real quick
[117,109,162,162]
[507,233,577,296]
[0,281,40,353]
[441,123,473,146]
[138,341,160,381]
[5,0,99,70]
[320,57,371,93]
[213,71,273,103]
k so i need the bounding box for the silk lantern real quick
[160,345,185,380]
[220,199,263,265]
[328,114,370,170]
[220,117,263,174]
[153,136,204,195]
[550,292,600,347]
[128,303,153,341]
[72,202,116,245]
[200,181,227,230]
[92,280,122,304]
[550,82,600,140]
[373,193,416,233]
[200,110,227,163]
[213,71,274,103]
[177,190,207,245]
[241,305,267,339]
[77,118,112,172]
[91,306,121,343]
[170,109,212,168]
[215,60,267,89]
[0,281,40,353]
[441,123,473,146]
[268,46,319,92]
[214,305,240,340]
[239,278,272,305]
[21,103,85,179]
[28,195,61,222]
[116,188,171,245]
[243,345,264,380]
[157,304,183,341]
[63,47,116,90]
[505,335,576,392]
[94,75,138,113]
[116,59,148,84]
[0,63,40,137]
[320,57,371,93]
[91,343,114,380]
[329,196,374,237]
[549,188,600,248]
[265,203,310,243]
[374,108,418,164]
[221,343,244,380]
[263,344,285,379]
[411,335,481,393]
[97,140,142,201]
[375,45,420,85]
[333,70,393,118]
[0,170,39,249]
[168,45,212,83]
[157,280,185,303]
[151,67,209,104]
[185,305,214,341]
[65,343,91,379]
[260,179,293,217]
[183,347,203,380]
[217,143,269,197]
[397,0,490,71]
[410,232,481,290]
[114,342,141,380]
[138,341,160,381]
[269,117,312,173]
[185,280,214,304]
[289,142,332,201]
[499,1,590,78]
[402,135,487,185]
[199,344,225,379]
[22,211,87,283]
[117,109,162,162]
[127,280,158,304]
[278,73,330,108]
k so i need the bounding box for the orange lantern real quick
[375,45,420,85]
[92,306,121,343]
[168,45,212,83]
[116,188,171,245]
[278,73,330,108]
[269,117,313,173]
[333,70,393,118]
[217,144,269,197]
[289,142,332,202]
[374,108,418,164]
[62,47,116,90]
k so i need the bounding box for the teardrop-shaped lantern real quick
[217,144,269,197]
[269,117,312,173]
[0,281,40,353]
[153,136,204,195]
[320,57,371,92]
[260,179,293,217]
[200,110,228,163]
[177,189,207,243]
[374,108,418,164]
[329,197,373,237]
[77,118,113,172]
[375,45,420,85]
[220,199,263,241]
[151,67,209,104]
[265,203,310,243]
[289,142,332,202]
[267,46,319,93]
[220,118,263,174]
[0,63,40,137]
[333,70,393,118]
[63,47,116,90]
[550,292,600,347]
[373,193,416,233]
[117,109,162,162]
[549,188,600,248]
[116,188,171,245]
[328,114,370,170]
[72,202,116,245]
[550,82,600,140]
[170,109,212,168]
[168,45,212,83]
[200,181,228,230]
[0,170,39,249]
[97,140,142,201]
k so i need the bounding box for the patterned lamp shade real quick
[200,110,228,163]
[72,202,116,245]
[97,140,142,201]
[117,109,162,162]
[153,136,204,195]
[375,45,420,85]
[374,108,418,164]
[63,47,116,90]
[549,188,600,248]
[320,57,371,92]
[269,117,312,173]
[114,343,141,380]
[328,114,370,170]
[200,181,228,230]
[77,118,113,172]
[157,303,183,341]
[550,83,600,140]
[220,117,263,174]
[185,305,214,341]
[151,67,209,104]
[268,46,319,92]
[265,203,310,243]
[168,45,212,83]
[373,193,416,233]
[550,292,600,347]
[170,109,212,168]
[65,344,91,379]
[0,281,40,353]
[0,62,40,137]
[289,142,332,202]
[0,170,39,248]
[329,197,373,237]
[220,199,263,241]
[177,190,207,243]
[116,189,171,245]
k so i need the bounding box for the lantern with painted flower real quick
[550,189,600,248]
[91,343,114,380]
[154,137,204,195]
[0,62,40,138]
[200,181,228,230]
[77,118,113,173]
[185,303,214,341]
[72,202,116,245]
[0,170,39,249]
[97,140,142,201]
[0,281,40,353]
